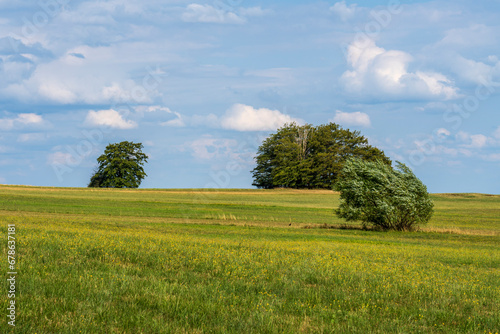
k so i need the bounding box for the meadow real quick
[0,185,499,333]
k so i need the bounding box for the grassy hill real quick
[1,186,499,333]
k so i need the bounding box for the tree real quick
[252,122,391,189]
[88,141,148,188]
[334,158,434,231]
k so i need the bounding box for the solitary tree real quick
[252,122,391,189]
[88,141,148,188]
[334,158,434,231]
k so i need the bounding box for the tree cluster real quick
[252,122,391,189]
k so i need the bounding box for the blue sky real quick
[1,0,499,193]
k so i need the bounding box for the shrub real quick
[334,158,434,231]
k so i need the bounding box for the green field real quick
[1,185,499,333]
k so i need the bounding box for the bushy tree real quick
[334,158,434,231]
[252,122,391,189]
[88,141,148,188]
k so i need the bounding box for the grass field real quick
[1,185,499,333]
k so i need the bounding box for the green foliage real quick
[335,158,434,231]
[252,122,390,189]
[88,141,148,188]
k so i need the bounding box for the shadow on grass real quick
[302,223,374,231]
[302,223,426,233]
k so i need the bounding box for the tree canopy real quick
[88,141,148,188]
[335,158,434,231]
[252,122,391,189]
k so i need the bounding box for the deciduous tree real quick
[252,122,390,189]
[88,141,148,188]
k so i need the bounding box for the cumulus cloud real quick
[332,110,371,127]
[341,38,458,101]
[0,113,44,130]
[330,1,357,21]
[220,104,302,131]
[84,109,137,129]
[182,4,245,24]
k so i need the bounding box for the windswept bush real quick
[334,158,434,231]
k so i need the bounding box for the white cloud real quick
[17,113,43,124]
[85,109,137,129]
[330,1,357,21]
[182,4,245,24]
[162,117,185,127]
[341,38,458,101]
[220,104,302,131]
[332,110,371,127]
[0,113,44,130]
[456,131,488,148]
[436,128,451,139]
[469,134,488,148]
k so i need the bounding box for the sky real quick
[0,0,499,194]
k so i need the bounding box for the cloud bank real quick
[341,38,458,101]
